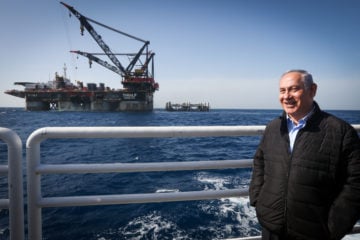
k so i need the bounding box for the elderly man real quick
[249,70,360,240]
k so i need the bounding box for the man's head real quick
[279,69,317,123]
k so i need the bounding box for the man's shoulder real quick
[266,116,283,127]
[316,110,357,134]
[318,110,351,125]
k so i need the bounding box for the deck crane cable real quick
[60,1,150,79]
[61,1,126,75]
[70,50,123,76]
[78,22,149,74]
[84,15,147,44]
[59,4,79,79]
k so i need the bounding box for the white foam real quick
[343,234,360,240]
[96,211,188,240]
[122,211,187,240]
[195,172,260,236]
[96,173,260,239]
[195,172,231,190]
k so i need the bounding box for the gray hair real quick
[283,69,314,89]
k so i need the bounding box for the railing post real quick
[26,130,43,240]
[0,128,24,240]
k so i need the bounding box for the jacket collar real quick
[280,101,322,133]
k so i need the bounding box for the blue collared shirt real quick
[287,107,315,152]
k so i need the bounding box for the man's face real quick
[279,72,316,122]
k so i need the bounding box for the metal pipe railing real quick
[37,160,252,207]
[26,126,263,239]
[26,125,360,240]
[36,159,253,174]
[0,128,24,240]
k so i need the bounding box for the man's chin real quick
[283,106,297,114]
[285,110,301,119]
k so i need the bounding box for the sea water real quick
[0,108,359,239]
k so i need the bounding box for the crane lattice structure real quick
[61,2,159,92]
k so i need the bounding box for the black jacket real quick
[249,102,360,240]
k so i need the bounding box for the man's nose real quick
[283,90,291,99]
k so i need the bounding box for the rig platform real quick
[5,2,158,112]
[5,70,156,111]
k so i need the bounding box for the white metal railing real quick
[26,126,264,239]
[0,128,24,240]
[26,125,360,240]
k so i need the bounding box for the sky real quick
[0,0,359,110]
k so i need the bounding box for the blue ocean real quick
[0,108,359,240]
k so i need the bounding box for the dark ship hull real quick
[6,88,153,112]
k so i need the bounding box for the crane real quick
[61,2,158,92]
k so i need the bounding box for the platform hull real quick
[7,90,153,112]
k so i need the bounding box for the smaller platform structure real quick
[165,102,210,112]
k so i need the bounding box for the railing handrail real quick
[0,128,24,240]
[26,126,264,239]
[26,125,360,240]
[26,125,266,144]
[36,159,253,174]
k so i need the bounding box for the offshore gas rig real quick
[5,2,159,111]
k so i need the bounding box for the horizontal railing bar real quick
[227,237,261,240]
[27,126,266,145]
[37,159,253,174]
[0,165,9,174]
[27,125,360,145]
[39,189,249,208]
[0,199,9,209]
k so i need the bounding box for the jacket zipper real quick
[284,129,304,235]
[283,150,292,235]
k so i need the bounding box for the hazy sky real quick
[1,0,359,110]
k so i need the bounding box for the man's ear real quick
[311,83,317,97]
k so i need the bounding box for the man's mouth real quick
[284,101,296,108]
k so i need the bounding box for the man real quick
[249,69,360,240]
